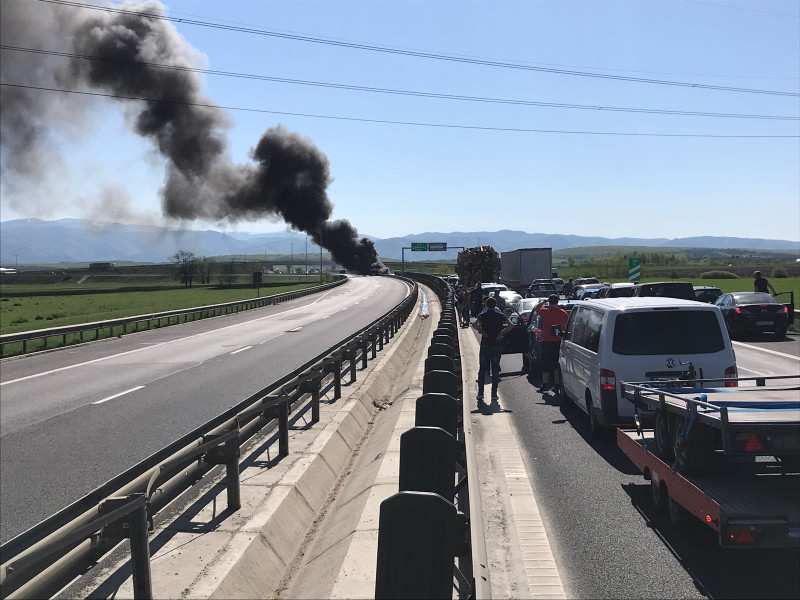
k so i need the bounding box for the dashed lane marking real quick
[230,345,252,355]
[92,385,145,405]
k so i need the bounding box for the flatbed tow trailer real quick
[618,376,800,549]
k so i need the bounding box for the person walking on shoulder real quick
[470,282,484,321]
[753,271,776,295]
[535,294,569,393]
[472,296,514,403]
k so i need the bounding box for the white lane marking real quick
[733,341,800,362]
[230,346,252,355]
[92,385,145,405]
[260,333,285,344]
[1,285,345,387]
[288,327,302,332]
[737,366,767,376]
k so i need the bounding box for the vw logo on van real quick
[665,358,676,368]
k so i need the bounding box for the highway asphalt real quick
[0,276,412,543]
[488,331,800,599]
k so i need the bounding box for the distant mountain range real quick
[1,218,798,264]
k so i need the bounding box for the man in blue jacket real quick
[472,296,514,403]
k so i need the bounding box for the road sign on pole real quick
[628,258,642,282]
[428,243,447,251]
[411,243,428,251]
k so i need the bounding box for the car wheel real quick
[776,328,787,339]
[521,353,530,373]
[586,393,604,437]
[557,370,569,402]
[654,411,673,460]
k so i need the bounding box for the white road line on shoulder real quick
[230,346,252,355]
[288,327,303,332]
[737,366,766,376]
[260,333,285,344]
[733,341,800,362]
[92,385,145,405]
[0,286,343,387]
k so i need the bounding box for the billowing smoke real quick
[0,0,378,273]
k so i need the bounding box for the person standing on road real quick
[470,282,484,321]
[561,278,574,297]
[472,296,514,403]
[535,294,569,393]
[460,286,471,327]
[753,271,777,295]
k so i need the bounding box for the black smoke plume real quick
[0,0,378,273]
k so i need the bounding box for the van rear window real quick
[612,311,725,355]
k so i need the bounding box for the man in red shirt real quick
[536,294,569,392]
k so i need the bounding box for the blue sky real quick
[2,0,799,241]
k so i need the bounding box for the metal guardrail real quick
[0,275,418,600]
[0,277,347,356]
[375,272,490,599]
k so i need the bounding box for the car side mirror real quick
[550,324,562,337]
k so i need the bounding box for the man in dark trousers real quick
[472,296,514,403]
[753,271,777,295]
[470,282,484,321]
[535,294,569,392]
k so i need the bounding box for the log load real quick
[456,246,501,286]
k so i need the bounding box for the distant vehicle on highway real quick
[569,284,603,300]
[714,292,789,339]
[497,290,523,311]
[694,285,723,304]
[595,283,636,299]
[574,277,599,286]
[551,277,565,292]
[557,297,737,435]
[527,282,558,298]
[630,281,695,301]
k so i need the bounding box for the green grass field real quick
[0,279,320,335]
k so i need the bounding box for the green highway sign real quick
[411,243,428,251]
[628,257,642,282]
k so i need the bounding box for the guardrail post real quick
[129,497,153,600]
[375,491,457,600]
[225,436,241,511]
[400,426,457,500]
[279,398,290,457]
[359,335,369,369]
[415,393,460,440]
[345,346,358,384]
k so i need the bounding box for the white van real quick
[558,297,737,433]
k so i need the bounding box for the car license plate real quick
[756,320,773,326]
[790,527,800,539]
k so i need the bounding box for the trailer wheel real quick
[668,496,690,529]
[654,411,673,460]
[673,420,714,474]
[651,478,667,511]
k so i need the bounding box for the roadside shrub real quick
[772,267,788,278]
[35,315,44,320]
[10,317,28,325]
[12,302,21,306]
[700,270,738,279]
[1,298,8,301]
[46,312,66,320]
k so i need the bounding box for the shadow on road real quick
[622,483,800,600]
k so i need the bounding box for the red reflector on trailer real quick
[744,434,764,452]
[705,516,712,523]
[734,527,756,544]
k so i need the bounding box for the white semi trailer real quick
[500,247,554,293]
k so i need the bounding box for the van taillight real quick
[600,369,616,392]
[725,365,737,387]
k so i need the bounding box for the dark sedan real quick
[715,292,789,339]
[569,284,603,300]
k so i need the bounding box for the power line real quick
[58,1,800,80]
[4,45,796,121]
[2,82,797,138]
[38,0,800,97]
